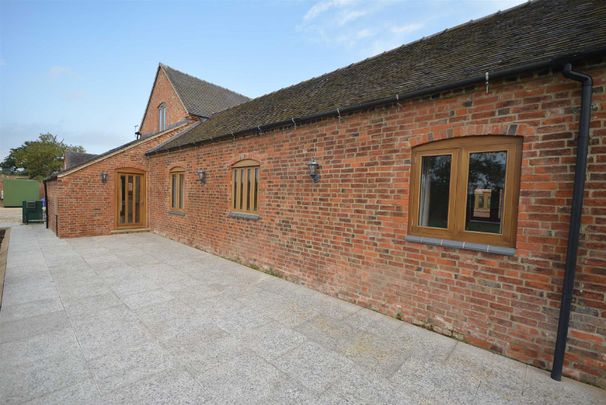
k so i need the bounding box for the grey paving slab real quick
[0,328,81,367]
[0,309,71,344]
[324,364,419,405]
[337,328,411,377]
[135,299,226,344]
[295,314,362,352]
[0,224,604,405]
[161,332,239,376]
[121,288,175,309]
[103,368,207,404]
[24,379,103,405]
[109,276,161,298]
[195,352,287,404]
[241,320,308,361]
[87,341,178,394]
[61,291,123,318]
[0,297,63,323]
[273,340,355,394]
[0,351,90,405]
[1,279,59,306]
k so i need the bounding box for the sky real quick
[0,0,526,159]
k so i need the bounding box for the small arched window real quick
[231,159,260,214]
[408,136,522,247]
[170,167,185,211]
[158,103,167,131]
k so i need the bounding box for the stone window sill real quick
[228,212,260,221]
[168,210,185,217]
[405,235,515,256]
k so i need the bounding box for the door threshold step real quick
[111,228,151,234]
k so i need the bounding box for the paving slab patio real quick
[0,224,604,404]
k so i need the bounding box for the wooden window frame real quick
[231,159,260,215]
[408,136,522,248]
[170,167,185,211]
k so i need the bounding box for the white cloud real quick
[303,0,359,22]
[337,9,367,26]
[298,0,423,53]
[297,0,527,58]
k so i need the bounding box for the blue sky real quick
[0,0,525,159]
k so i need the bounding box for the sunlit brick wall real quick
[148,60,606,387]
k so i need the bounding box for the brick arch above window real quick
[231,158,260,168]
[409,123,535,148]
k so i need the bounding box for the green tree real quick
[0,133,85,179]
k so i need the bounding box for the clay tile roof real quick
[161,64,250,118]
[150,0,606,154]
[63,152,98,169]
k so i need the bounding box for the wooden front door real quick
[116,172,146,228]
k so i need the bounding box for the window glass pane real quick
[127,176,133,223]
[246,168,251,211]
[419,155,451,229]
[233,169,237,209]
[120,175,126,224]
[465,151,507,234]
[254,167,259,211]
[135,176,140,223]
[179,173,184,209]
[171,174,177,209]
[239,168,244,209]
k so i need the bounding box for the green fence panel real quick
[3,179,41,207]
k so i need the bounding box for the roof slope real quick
[64,152,98,170]
[47,122,196,180]
[161,64,250,118]
[152,0,606,153]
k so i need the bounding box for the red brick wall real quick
[46,178,59,234]
[140,67,190,136]
[147,62,606,387]
[50,124,193,237]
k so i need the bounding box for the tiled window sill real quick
[405,235,515,256]
[168,210,185,217]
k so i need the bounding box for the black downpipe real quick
[551,63,593,381]
[43,180,49,229]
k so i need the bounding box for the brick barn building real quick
[46,0,606,387]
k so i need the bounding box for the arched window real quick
[170,167,185,211]
[158,103,167,131]
[231,159,259,214]
[408,136,522,247]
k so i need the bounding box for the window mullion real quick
[452,147,467,237]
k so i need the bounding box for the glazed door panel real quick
[117,173,145,228]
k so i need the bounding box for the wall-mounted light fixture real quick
[196,169,206,184]
[100,171,108,184]
[308,159,320,183]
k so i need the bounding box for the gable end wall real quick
[49,125,193,237]
[140,68,190,137]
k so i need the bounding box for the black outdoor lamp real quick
[100,171,108,183]
[196,169,206,184]
[308,159,320,183]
